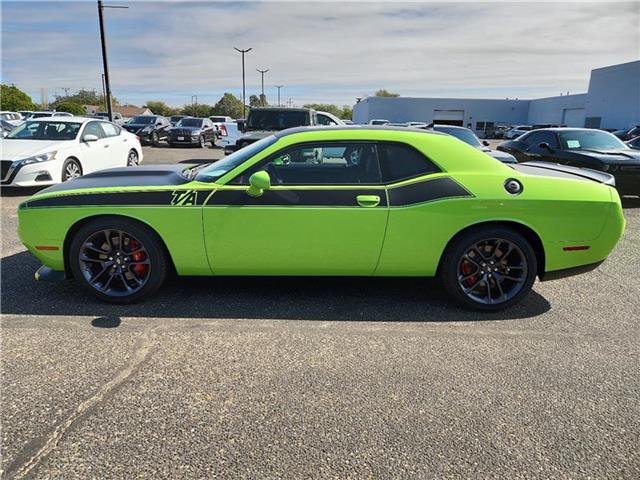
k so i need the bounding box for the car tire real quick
[68,217,168,304]
[61,158,82,181]
[127,149,139,166]
[440,226,537,311]
[152,131,159,147]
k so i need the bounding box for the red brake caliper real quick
[461,259,477,286]
[129,239,147,276]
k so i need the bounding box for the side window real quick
[539,131,558,148]
[83,121,105,139]
[317,114,338,126]
[378,142,440,183]
[231,142,381,185]
[101,122,121,137]
[522,131,547,147]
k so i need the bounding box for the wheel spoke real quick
[80,255,104,263]
[90,264,110,283]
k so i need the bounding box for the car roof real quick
[275,125,446,138]
[27,116,100,123]
[532,127,611,133]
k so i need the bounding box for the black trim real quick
[24,189,210,208]
[539,260,603,281]
[207,188,387,207]
[387,177,472,207]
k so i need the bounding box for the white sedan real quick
[1,117,143,187]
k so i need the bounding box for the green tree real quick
[53,88,120,109]
[0,84,36,111]
[181,103,211,117]
[374,89,400,97]
[145,101,177,117]
[303,103,353,120]
[340,105,353,120]
[249,95,261,107]
[211,93,245,119]
[51,100,85,116]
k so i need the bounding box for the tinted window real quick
[101,122,121,137]
[317,114,338,126]
[378,143,440,183]
[131,116,156,124]
[210,117,227,123]
[558,130,627,150]
[435,126,482,147]
[177,118,203,127]
[521,131,545,146]
[83,121,105,139]
[231,142,381,185]
[246,110,310,130]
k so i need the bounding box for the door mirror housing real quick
[539,142,553,151]
[83,134,99,142]
[246,170,271,197]
[482,140,490,146]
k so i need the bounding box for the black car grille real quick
[1,160,11,180]
[172,129,193,136]
[125,126,142,134]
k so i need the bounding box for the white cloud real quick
[2,1,639,107]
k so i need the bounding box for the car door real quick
[100,122,128,167]
[202,141,388,275]
[77,121,110,174]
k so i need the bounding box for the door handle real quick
[104,144,110,148]
[356,195,380,208]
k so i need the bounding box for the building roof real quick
[114,105,151,117]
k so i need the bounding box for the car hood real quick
[240,130,272,141]
[32,164,193,197]
[124,124,152,130]
[483,148,517,164]
[170,126,201,132]
[1,139,74,160]
[574,148,640,164]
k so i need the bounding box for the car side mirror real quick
[246,170,271,197]
[83,134,99,142]
[156,122,162,126]
[2,131,8,138]
[482,140,490,146]
[539,142,553,151]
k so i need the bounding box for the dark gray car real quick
[427,124,517,164]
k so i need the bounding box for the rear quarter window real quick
[378,142,441,183]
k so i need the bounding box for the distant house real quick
[82,104,153,118]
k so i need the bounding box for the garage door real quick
[433,109,464,126]
[562,108,585,127]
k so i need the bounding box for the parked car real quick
[209,115,234,138]
[368,119,390,125]
[215,119,244,154]
[613,125,640,141]
[428,124,517,164]
[492,125,511,139]
[170,115,188,126]
[234,107,317,150]
[27,111,72,119]
[1,119,17,136]
[625,136,640,150]
[504,125,533,139]
[498,128,640,196]
[1,117,142,187]
[168,117,216,147]
[122,115,171,146]
[0,111,24,126]
[92,112,126,125]
[19,126,624,311]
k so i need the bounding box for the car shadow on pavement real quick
[177,159,217,164]
[621,196,640,209]
[1,251,550,322]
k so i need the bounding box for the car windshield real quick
[177,118,203,128]
[6,121,82,140]
[436,127,482,147]
[210,117,227,122]
[195,135,278,182]
[170,116,184,122]
[558,130,627,150]
[131,116,156,124]
[30,113,53,118]
[246,110,309,131]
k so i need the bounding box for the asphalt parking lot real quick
[2,144,639,479]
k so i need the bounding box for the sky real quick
[1,1,639,108]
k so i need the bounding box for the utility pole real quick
[256,68,269,106]
[191,95,198,113]
[234,47,252,118]
[275,85,284,107]
[101,74,107,110]
[97,0,128,122]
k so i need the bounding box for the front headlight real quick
[142,126,153,133]
[191,130,201,136]
[21,151,57,165]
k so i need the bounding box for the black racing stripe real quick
[25,189,210,208]
[207,188,387,207]
[388,177,472,207]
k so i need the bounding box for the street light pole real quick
[275,85,284,107]
[97,0,127,122]
[234,47,252,118]
[256,68,269,106]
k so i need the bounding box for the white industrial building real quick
[353,60,640,134]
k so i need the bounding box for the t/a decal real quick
[171,190,198,206]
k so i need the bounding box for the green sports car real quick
[18,126,625,311]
